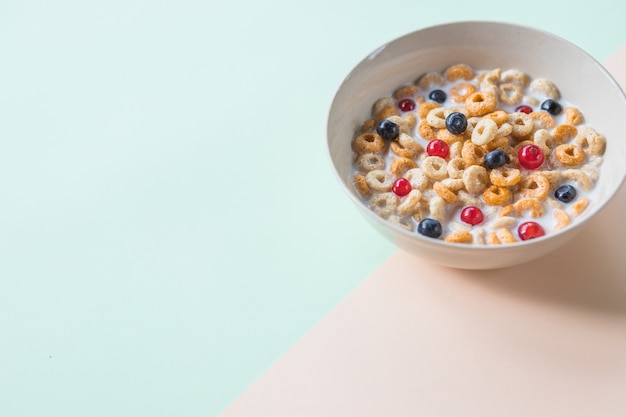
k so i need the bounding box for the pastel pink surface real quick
[219,47,626,416]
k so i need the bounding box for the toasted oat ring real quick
[561,169,592,191]
[401,112,418,131]
[365,169,394,192]
[405,168,429,191]
[530,79,560,100]
[353,174,370,196]
[461,140,486,167]
[501,70,530,87]
[385,115,411,135]
[508,112,534,138]
[537,170,562,189]
[485,136,511,152]
[554,144,585,167]
[570,196,590,216]
[418,120,438,141]
[449,141,463,159]
[426,107,448,129]
[372,97,393,116]
[565,107,584,125]
[370,192,399,219]
[353,132,385,153]
[529,111,555,130]
[375,106,398,122]
[445,64,474,81]
[554,124,578,144]
[533,129,556,156]
[360,118,376,133]
[390,157,418,177]
[450,82,476,103]
[465,91,497,116]
[429,196,447,222]
[553,209,571,231]
[497,228,517,244]
[471,118,498,146]
[393,84,419,99]
[433,181,458,203]
[416,72,445,90]
[483,110,509,126]
[357,153,386,172]
[519,173,550,200]
[482,185,511,206]
[438,129,465,145]
[490,167,521,187]
[499,204,515,217]
[514,198,543,218]
[397,189,423,216]
[462,165,489,194]
[422,156,448,180]
[418,101,441,119]
[390,133,423,159]
[575,126,606,156]
[489,216,517,230]
[498,82,524,105]
[488,232,501,245]
[444,230,473,244]
[447,158,466,179]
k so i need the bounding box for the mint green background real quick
[1,1,625,416]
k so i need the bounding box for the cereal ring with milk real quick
[570,196,590,216]
[530,111,555,130]
[449,141,463,159]
[498,82,524,105]
[441,178,465,191]
[471,118,498,146]
[554,144,585,167]
[553,209,571,231]
[360,119,376,133]
[422,156,448,180]
[519,173,550,200]
[372,97,393,117]
[445,63,474,81]
[530,78,561,99]
[418,101,441,119]
[565,107,585,125]
[554,124,578,144]
[561,169,593,191]
[416,72,445,90]
[357,153,386,172]
[353,132,385,154]
[385,115,413,135]
[447,158,466,179]
[387,215,413,232]
[433,181,458,203]
[536,170,562,189]
[445,230,473,244]
[365,170,394,192]
[501,69,530,87]
[496,228,517,244]
[450,82,476,103]
[418,120,438,141]
[485,136,511,152]
[489,167,521,187]
[438,128,465,145]
[462,165,489,194]
[461,141,486,167]
[426,107,448,129]
[514,198,543,218]
[393,84,419,99]
[533,129,557,156]
[483,110,509,126]
[353,174,370,197]
[479,68,501,95]
[482,185,511,206]
[575,126,606,156]
[390,133,423,159]
[397,189,423,216]
[508,112,534,139]
[370,192,399,218]
[375,106,398,122]
[390,157,418,177]
[405,168,430,191]
[582,164,600,182]
[465,91,497,116]
[489,216,517,230]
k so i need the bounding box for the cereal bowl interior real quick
[327,21,626,270]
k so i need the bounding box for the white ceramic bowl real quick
[327,21,626,269]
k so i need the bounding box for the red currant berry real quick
[460,206,484,225]
[515,105,533,114]
[426,139,449,158]
[518,221,545,241]
[518,144,544,170]
[392,178,412,196]
[398,98,416,112]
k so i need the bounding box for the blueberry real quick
[417,218,442,239]
[540,99,562,116]
[484,149,508,169]
[445,112,467,135]
[554,184,577,203]
[428,89,447,104]
[376,119,400,141]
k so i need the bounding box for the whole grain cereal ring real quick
[390,133,423,159]
[483,110,509,126]
[464,116,481,136]
[530,111,555,130]
[496,228,517,244]
[418,120,438,140]
[488,232,501,245]
[458,190,482,207]
[417,101,441,119]
[470,227,486,245]
[401,112,418,131]
[499,204,515,217]
[426,107,448,129]
[485,136,511,152]
[393,84,419,99]
[489,167,521,187]
[461,141,486,167]
[370,192,399,218]
[438,128,465,145]
[523,96,540,106]
[365,169,394,192]
[498,82,524,105]
[357,153,386,172]
[449,141,463,159]
[387,215,414,232]
[360,118,376,133]
[375,105,398,122]
[429,195,447,222]
[445,63,474,81]
[372,97,393,116]
[465,91,497,116]
[385,115,412,135]
[530,78,560,99]
[405,168,430,191]
[444,230,473,244]
[536,170,562,189]
[508,112,534,138]
[545,197,563,210]
[433,181,458,203]
[416,72,445,90]
[554,144,585,167]
[390,157,418,177]
[482,185,511,206]
[479,69,501,96]
[397,189,423,216]
[582,164,600,182]
[553,209,570,231]
[495,123,513,139]
[422,156,448,180]
[447,158,466,179]
[501,69,530,87]
[353,174,370,196]
[519,173,550,200]
[554,124,578,144]
[462,165,489,194]
[570,196,590,216]
[441,177,465,191]
[471,118,498,146]
[565,107,584,125]
[352,132,385,153]
[561,169,592,191]
[514,198,543,218]
[533,129,556,156]
[575,126,606,156]
[450,82,476,103]
[489,216,517,230]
